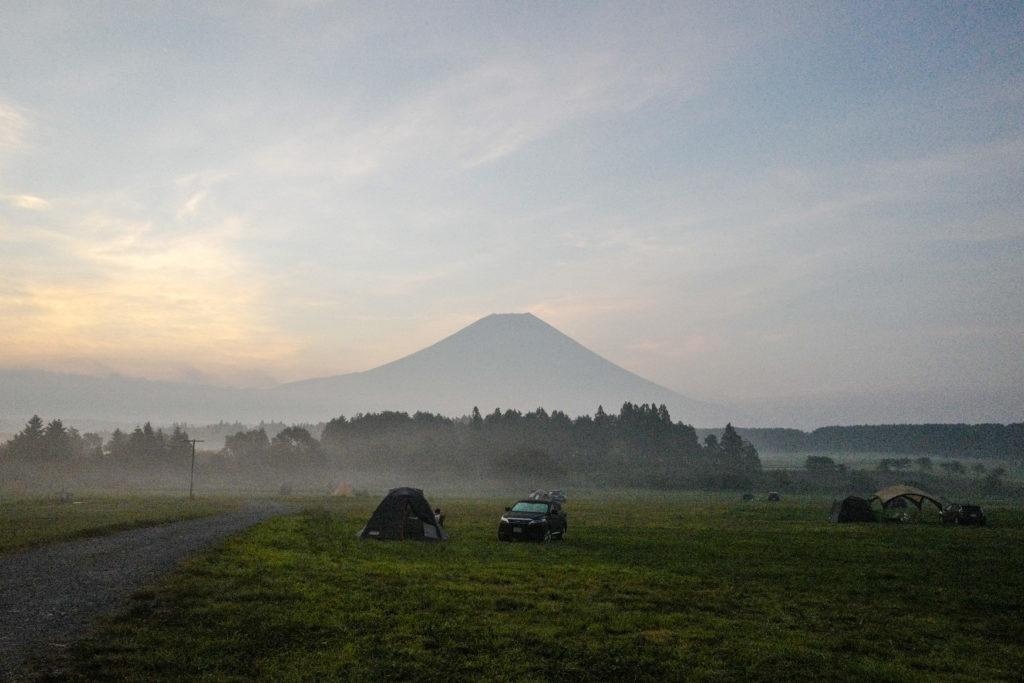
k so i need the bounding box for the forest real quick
[0,404,762,490]
[732,423,1024,459]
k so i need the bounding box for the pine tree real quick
[7,415,46,459]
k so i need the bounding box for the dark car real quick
[498,499,567,541]
[956,504,987,526]
[941,503,987,526]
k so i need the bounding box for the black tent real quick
[829,496,877,523]
[358,487,448,540]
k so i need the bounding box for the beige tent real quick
[868,485,945,510]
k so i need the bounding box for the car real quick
[941,503,987,526]
[498,499,567,541]
[957,504,987,525]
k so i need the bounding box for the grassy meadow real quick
[26,492,1024,682]
[0,495,242,555]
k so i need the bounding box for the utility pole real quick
[188,439,204,499]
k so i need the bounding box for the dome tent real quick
[829,495,877,523]
[868,485,945,511]
[358,487,448,541]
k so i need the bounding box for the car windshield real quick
[510,502,549,513]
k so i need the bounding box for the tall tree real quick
[166,425,193,463]
[105,429,130,460]
[6,415,45,459]
[270,426,324,469]
[223,428,271,464]
[720,423,744,458]
[42,419,71,461]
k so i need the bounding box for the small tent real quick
[829,495,877,523]
[358,487,448,541]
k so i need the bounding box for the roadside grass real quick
[0,496,242,554]
[42,494,1024,682]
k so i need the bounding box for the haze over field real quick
[1,3,1021,428]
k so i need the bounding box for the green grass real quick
[35,493,1024,681]
[0,495,242,554]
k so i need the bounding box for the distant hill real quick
[0,313,735,429]
[270,313,734,426]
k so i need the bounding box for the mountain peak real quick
[274,313,733,425]
[456,312,552,336]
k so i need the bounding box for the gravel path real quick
[0,501,295,680]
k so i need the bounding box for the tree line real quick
[733,424,1024,459]
[2,404,763,490]
[0,415,195,465]
[310,403,762,489]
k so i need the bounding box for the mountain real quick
[269,313,734,426]
[0,313,736,429]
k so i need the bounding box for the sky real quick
[1,1,1022,426]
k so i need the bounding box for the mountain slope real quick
[270,313,733,425]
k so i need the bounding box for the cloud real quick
[0,194,49,210]
[0,102,29,152]
[239,54,664,190]
[0,187,304,384]
[175,191,206,219]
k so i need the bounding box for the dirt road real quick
[0,502,294,680]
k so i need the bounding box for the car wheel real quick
[543,528,552,542]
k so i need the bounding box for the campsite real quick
[828,485,955,524]
[10,491,1024,681]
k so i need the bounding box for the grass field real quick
[0,495,242,554]
[28,492,1024,682]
